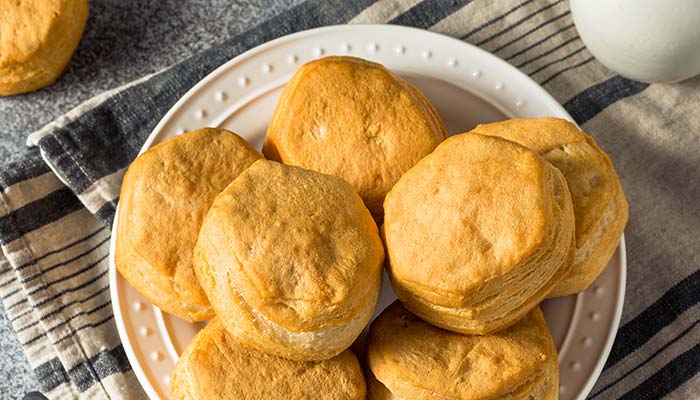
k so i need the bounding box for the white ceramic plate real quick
[109,25,626,400]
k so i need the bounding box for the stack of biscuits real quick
[115,56,627,399]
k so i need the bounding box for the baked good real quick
[194,160,384,360]
[263,56,447,221]
[171,318,366,400]
[115,128,262,322]
[0,0,88,96]
[472,117,628,296]
[383,133,575,334]
[367,302,558,400]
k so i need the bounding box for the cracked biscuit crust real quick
[116,128,262,322]
[194,160,384,360]
[263,56,446,221]
[383,133,575,334]
[367,303,558,400]
[472,117,628,296]
[171,318,366,400]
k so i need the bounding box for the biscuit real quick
[263,56,446,221]
[367,302,558,400]
[0,0,88,95]
[472,117,628,296]
[115,128,262,322]
[171,318,367,400]
[194,160,384,360]
[383,133,575,334]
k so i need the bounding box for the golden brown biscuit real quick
[263,56,447,221]
[383,133,575,335]
[194,160,384,360]
[0,0,88,96]
[367,302,558,400]
[472,117,628,296]
[171,318,367,400]
[115,128,262,322]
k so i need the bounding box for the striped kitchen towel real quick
[1,0,699,398]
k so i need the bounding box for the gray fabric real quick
[1,0,699,399]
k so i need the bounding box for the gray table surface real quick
[0,1,302,397]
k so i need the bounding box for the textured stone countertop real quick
[0,1,302,397]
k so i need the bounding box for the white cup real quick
[571,0,700,83]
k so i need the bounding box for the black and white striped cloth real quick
[1,0,699,398]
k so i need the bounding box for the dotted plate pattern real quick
[109,25,626,400]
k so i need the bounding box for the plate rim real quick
[109,23,627,400]
[580,236,627,397]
